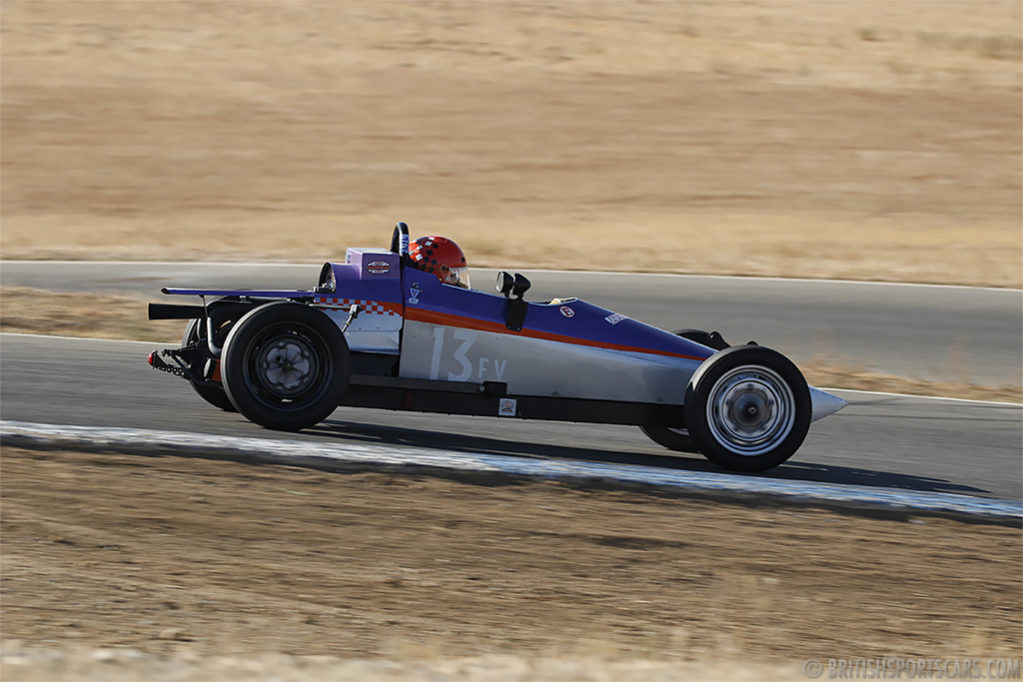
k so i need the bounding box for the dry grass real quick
[0,287,182,344]
[2,1,1020,286]
[1,286,1018,403]
[803,364,1022,404]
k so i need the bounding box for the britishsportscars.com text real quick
[803,657,1021,679]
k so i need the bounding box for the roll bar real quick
[390,221,410,259]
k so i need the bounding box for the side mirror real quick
[512,273,531,299]
[496,271,514,298]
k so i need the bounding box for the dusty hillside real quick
[1,1,1020,285]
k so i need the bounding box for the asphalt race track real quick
[1,333,1020,502]
[0,262,1020,501]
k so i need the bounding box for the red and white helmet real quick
[409,236,470,289]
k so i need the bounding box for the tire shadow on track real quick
[308,419,994,499]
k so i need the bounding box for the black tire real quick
[182,318,236,412]
[675,329,730,351]
[684,345,810,472]
[639,425,699,453]
[221,302,350,431]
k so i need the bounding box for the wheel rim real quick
[257,336,318,396]
[705,365,795,457]
[242,325,330,409]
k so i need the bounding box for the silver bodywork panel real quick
[318,302,402,355]
[399,319,704,404]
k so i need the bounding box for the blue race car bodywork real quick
[149,223,846,472]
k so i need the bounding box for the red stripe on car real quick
[405,308,703,360]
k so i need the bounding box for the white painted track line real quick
[822,387,1021,408]
[2,420,1020,520]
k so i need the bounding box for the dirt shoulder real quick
[2,1,1020,286]
[2,446,1019,673]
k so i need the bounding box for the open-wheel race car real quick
[148,222,847,472]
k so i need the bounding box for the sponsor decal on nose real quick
[605,312,627,325]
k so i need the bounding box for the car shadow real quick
[308,418,993,498]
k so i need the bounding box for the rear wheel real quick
[684,346,810,472]
[221,302,350,431]
[182,318,236,412]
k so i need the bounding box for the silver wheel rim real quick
[255,335,318,397]
[705,365,794,457]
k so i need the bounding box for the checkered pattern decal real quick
[313,297,401,317]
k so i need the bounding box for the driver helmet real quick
[409,236,470,289]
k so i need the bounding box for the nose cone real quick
[809,387,849,422]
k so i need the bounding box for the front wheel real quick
[684,346,810,472]
[221,302,351,431]
[639,426,699,453]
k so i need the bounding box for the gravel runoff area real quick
[2,446,1020,681]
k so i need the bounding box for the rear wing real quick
[160,287,316,298]
[150,289,315,321]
